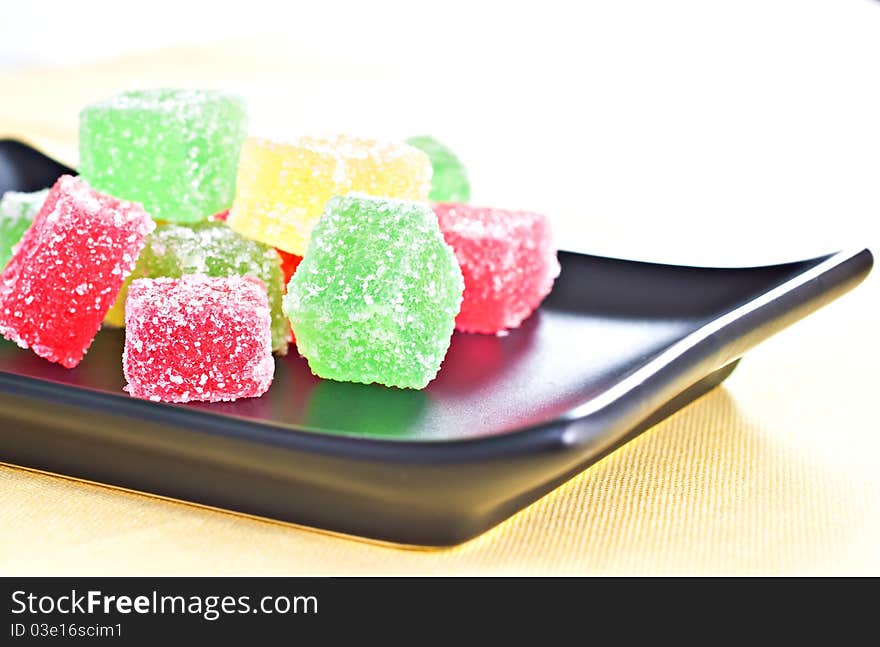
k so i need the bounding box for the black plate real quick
[0,139,873,545]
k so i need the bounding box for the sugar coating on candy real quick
[79,89,247,224]
[104,222,290,354]
[228,135,431,256]
[284,194,463,390]
[103,222,289,352]
[123,275,274,403]
[0,175,154,367]
[0,188,48,269]
[405,135,471,202]
[434,203,560,334]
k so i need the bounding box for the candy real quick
[0,175,154,367]
[275,249,302,345]
[405,135,471,202]
[434,203,560,334]
[284,194,463,389]
[104,221,290,353]
[79,89,247,224]
[123,275,274,403]
[103,209,235,326]
[227,135,431,256]
[102,286,129,328]
[0,188,48,269]
[277,249,302,287]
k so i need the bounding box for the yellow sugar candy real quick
[227,135,432,255]
[103,280,129,327]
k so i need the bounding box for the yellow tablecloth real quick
[0,42,878,575]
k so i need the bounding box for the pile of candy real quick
[0,89,560,401]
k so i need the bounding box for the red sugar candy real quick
[0,175,154,367]
[434,203,560,334]
[123,274,275,403]
[277,249,302,287]
[276,249,302,345]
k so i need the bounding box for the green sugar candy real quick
[124,222,290,354]
[0,188,48,269]
[284,194,464,390]
[405,135,471,202]
[79,89,247,223]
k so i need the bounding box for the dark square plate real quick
[0,139,873,545]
